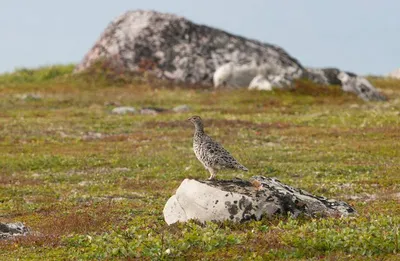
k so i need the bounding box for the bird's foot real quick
[207,168,216,180]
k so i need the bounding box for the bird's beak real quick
[187,117,191,121]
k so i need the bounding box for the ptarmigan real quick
[188,116,248,180]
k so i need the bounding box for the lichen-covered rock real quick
[75,10,303,85]
[338,72,387,101]
[163,176,356,225]
[0,222,29,240]
[76,9,385,101]
[306,68,386,101]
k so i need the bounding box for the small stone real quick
[82,132,103,141]
[18,93,42,101]
[78,181,92,187]
[140,107,167,115]
[172,105,191,113]
[349,104,360,109]
[59,131,69,138]
[111,106,136,115]
[114,167,131,172]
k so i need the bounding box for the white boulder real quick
[111,106,137,115]
[172,104,191,113]
[213,62,292,89]
[213,62,258,88]
[163,176,356,225]
[248,75,272,91]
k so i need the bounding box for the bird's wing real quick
[201,136,240,168]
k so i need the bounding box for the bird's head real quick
[187,115,204,130]
[187,115,202,124]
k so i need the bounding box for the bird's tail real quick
[236,163,249,172]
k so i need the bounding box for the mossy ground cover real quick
[0,66,399,260]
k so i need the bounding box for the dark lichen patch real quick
[225,201,239,216]
[199,179,257,197]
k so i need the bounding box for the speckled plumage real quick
[188,116,248,180]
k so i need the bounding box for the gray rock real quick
[306,68,386,101]
[75,10,303,85]
[75,10,385,101]
[338,72,387,101]
[114,167,131,172]
[111,106,137,115]
[172,104,191,113]
[82,132,104,141]
[139,107,168,115]
[0,222,29,240]
[17,93,42,101]
[163,176,356,225]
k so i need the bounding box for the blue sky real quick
[1,0,399,75]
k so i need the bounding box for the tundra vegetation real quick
[0,64,399,260]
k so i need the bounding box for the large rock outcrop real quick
[163,176,356,225]
[75,10,303,85]
[76,10,386,101]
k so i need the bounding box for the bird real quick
[187,115,248,180]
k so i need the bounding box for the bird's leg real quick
[208,168,217,180]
